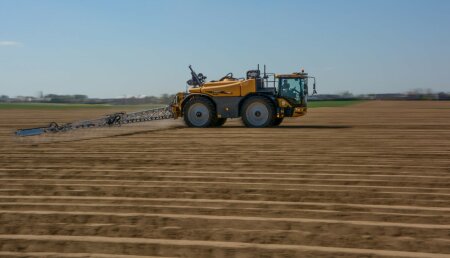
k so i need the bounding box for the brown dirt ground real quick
[0,100,449,258]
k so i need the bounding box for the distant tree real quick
[145,96,158,103]
[438,92,450,100]
[159,93,171,104]
[407,88,437,100]
[0,95,9,102]
[43,94,89,103]
[340,91,354,98]
[73,94,88,101]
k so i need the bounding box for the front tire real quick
[183,97,217,127]
[241,96,275,128]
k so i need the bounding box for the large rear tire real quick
[241,96,275,128]
[183,97,217,127]
[271,117,284,126]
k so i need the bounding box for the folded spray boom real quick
[16,106,174,137]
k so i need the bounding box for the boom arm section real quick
[16,106,174,137]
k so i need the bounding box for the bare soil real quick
[0,101,449,258]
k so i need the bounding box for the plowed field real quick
[0,101,449,258]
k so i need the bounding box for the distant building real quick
[309,94,345,100]
[14,96,36,102]
[367,93,407,100]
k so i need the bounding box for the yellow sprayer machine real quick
[16,65,316,136]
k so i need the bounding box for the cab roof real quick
[275,72,308,78]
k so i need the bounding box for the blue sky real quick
[1,0,449,98]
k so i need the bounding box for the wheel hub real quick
[245,102,269,127]
[187,103,210,127]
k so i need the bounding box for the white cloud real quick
[0,41,22,47]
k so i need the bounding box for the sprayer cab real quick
[276,70,317,107]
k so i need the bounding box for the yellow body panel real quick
[189,87,201,94]
[188,79,256,97]
[293,107,307,117]
[171,92,187,118]
[277,98,292,108]
[202,80,240,86]
[201,81,241,97]
[240,80,256,96]
[276,97,307,117]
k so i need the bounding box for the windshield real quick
[278,78,306,104]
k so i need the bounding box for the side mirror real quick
[313,83,317,95]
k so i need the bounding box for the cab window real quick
[278,78,305,104]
